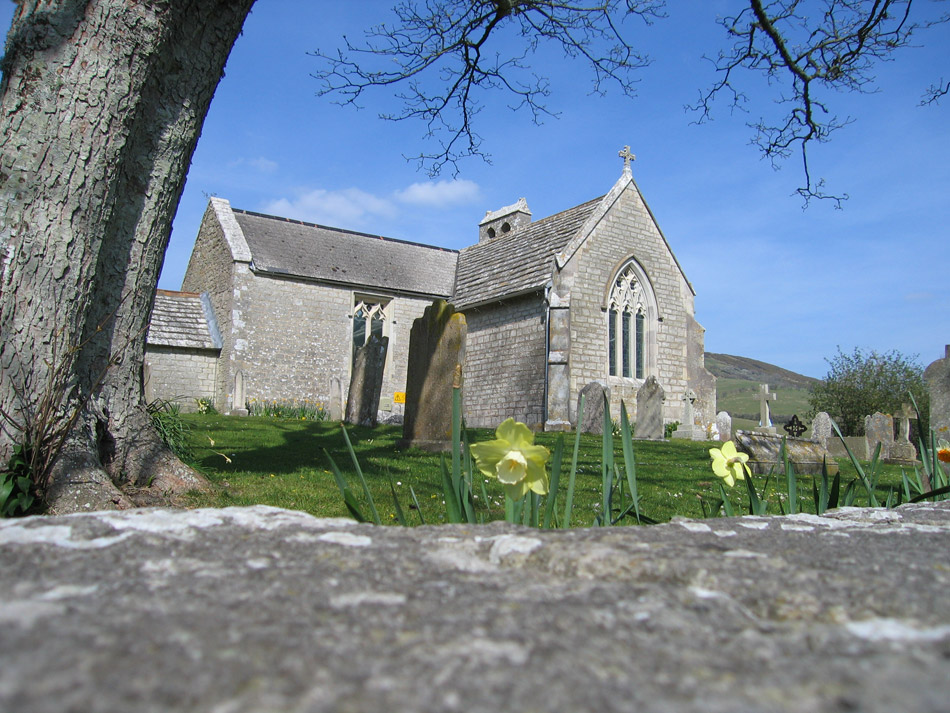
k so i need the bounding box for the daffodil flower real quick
[709,441,750,487]
[937,439,950,464]
[470,418,550,499]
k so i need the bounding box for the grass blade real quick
[619,401,641,524]
[340,425,381,525]
[542,435,565,529]
[563,394,584,528]
[440,454,462,523]
[409,485,425,525]
[388,474,407,526]
[324,448,369,523]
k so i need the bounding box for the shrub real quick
[808,347,929,436]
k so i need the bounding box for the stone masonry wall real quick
[567,182,696,425]
[462,294,547,429]
[144,346,218,411]
[181,205,237,410]
[232,271,434,409]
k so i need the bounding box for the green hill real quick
[705,353,820,433]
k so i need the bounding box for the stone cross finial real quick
[618,145,636,174]
[757,384,777,428]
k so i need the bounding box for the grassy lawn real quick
[183,414,915,526]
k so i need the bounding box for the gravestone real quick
[672,389,704,440]
[345,334,388,427]
[811,412,833,448]
[231,370,248,416]
[754,384,777,434]
[864,412,895,459]
[716,411,732,442]
[783,414,806,438]
[890,403,918,463]
[577,382,608,435]
[734,430,838,475]
[634,376,665,440]
[399,300,467,451]
[924,345,950,439]
[328,377,343,421]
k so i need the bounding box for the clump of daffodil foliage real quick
[469,418,550,500]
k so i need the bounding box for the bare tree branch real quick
[690,0,947,207]
[311,0,665,175]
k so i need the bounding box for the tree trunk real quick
[0,0,255,512]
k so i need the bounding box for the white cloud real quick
[249,156,278,173]
[227,156,279,173]
[393,179,481,207]
[262,188,397,227]
[262,178,482,229]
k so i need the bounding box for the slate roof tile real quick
[453,197,602,308]
[147,291,219,350]
[233,210,458,298]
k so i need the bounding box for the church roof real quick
[232,209,459,298]
[453,197,602,308]
[148,291,221,350]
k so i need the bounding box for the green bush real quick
[808,347,929,436]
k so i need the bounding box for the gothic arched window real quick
[606,260,656,380]
[352,298,389,364]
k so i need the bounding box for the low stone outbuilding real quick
[144,290,222,411]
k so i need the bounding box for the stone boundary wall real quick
[1,502,948,712]
[462,293,547,429]
[144,346,218,411]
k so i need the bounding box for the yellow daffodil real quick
[470,418,550,500]
[709,441,750,487]
[937,439,950,464]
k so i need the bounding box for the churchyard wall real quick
[144,346,218,411]
[228,271,433,411]
[567,182,707,426]
[181,204,239,410]
[462,293,547,429]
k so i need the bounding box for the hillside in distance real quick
[705,353,820,427]
[704,353,820,391]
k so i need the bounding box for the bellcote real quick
[478,197,531,242]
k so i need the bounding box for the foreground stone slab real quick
[1,504,949,713]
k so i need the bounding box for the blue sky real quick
[4,2,948,378]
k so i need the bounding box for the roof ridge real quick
[232,208,459,254]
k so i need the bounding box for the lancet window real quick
[607,262,653,380]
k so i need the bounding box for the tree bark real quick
[0,0,255,512]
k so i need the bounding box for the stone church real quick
[146,155,716,430]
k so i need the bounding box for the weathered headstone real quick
[890,403,918,463]
[399,300,467,451]
[754,384,777,434]
[811,412,832,448]
[783,414,806,438]
[634,376,665,440]
[864,412,895,459]
[716,411,732,442]
[328,376,343,421]
[924,345,950,439]
[231,370,248,416]
[345,334,388,427]
[734,430,838,475]
[672,389,704,440]
[577,382,608,435]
